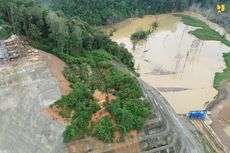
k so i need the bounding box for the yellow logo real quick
[217,4,225,12]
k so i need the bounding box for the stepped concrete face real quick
[0,61,66,153]
[139,108,184,153]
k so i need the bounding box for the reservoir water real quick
[103,14,230,114]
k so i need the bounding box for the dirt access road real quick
[208,82,230,152]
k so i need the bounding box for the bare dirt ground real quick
[209,82,230,152]
[44,107,68,126]
[90,90,116,126]
[93,90,116,107]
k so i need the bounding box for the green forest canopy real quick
[39,0,230,26]
[38,0,230,33]
[41,0,188,25]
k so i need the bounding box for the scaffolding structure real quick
[0,36,22,63]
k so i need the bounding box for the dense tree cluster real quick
[43,0,188,25]
[92,116,114,143]
[0,26,11,40]
[106,98,150,140]
[56,50,151,143]
[130,21,158,41]
[131,30,148,41]
[40,0,230,33]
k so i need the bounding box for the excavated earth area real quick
[0,55,67,153]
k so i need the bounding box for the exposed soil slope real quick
[39,50,72,96]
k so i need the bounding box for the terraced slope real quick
[0,61,66,153]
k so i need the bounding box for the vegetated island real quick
[175,14,230,91]
[130,21,159,41]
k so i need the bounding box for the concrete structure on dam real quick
[0,37,66,153]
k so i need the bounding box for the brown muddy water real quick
[103,14,230,114]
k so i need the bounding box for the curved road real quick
[139,79,203,153]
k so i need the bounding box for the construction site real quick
[0,35,192,153]
[0,33,228,153]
